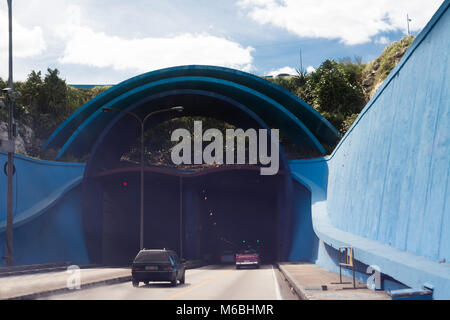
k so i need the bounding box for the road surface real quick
[43,265,297,300]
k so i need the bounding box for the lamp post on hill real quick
[102,106,184,250]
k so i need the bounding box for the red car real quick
[235,249,260,269]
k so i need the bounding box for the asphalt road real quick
[43,265,298,300]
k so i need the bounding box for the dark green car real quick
[131,249,185,287]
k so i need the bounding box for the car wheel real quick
[180,271,185,284]
[143,281,149,285]
[236,265,240,270]
[171,279,178,287]
[132,281,139,287]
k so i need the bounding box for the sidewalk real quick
[0,267,131,300]
[279,262,391,300]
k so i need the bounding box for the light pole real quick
[407,14,412,36]
[103,106,183,250]
[4,0,15,267]
[179,176,183,259]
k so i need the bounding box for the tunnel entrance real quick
[96,166,282,266]
[82,90,297,266]
[49,66,341,267]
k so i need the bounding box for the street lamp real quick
[407,14,412,36]
[102,106,184,250]
[3,0,15,267]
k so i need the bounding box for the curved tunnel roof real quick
[45,65,340,158]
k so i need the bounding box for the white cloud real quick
[267,65,315,77]
[375,36,391,45]
[0,10,46,77]
[0,12,46,58]
[267,66,297,76]
[237,0,444,45]
[55,7,255,74]
[1,1,257,81]
[306,66,316,73]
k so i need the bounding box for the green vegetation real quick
[123,116,237,168]
[0,69,111,158]
[361,35,415,99]
[267,35,415,134]
[267,58,366,134]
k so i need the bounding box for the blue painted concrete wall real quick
[0,152,84,222]
[288,180,319,262]
[10,185,89,265]
[289,1,450,299]
[0,152,88,266]
[327,2,449,264]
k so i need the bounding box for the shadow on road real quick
[198,264,274,270]
[137,282,191,289]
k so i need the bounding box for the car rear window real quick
[134,251,170,263]
[240,250,257,254]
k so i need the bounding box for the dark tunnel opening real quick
[97,167,282,266]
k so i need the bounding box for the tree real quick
[305,59,366,132]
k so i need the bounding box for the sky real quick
[0,0,445,84]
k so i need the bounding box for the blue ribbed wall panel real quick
[326,2,450,262]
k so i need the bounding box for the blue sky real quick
[0,0,445,84]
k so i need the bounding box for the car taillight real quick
[160,265,173,271]
[132,265,144,271]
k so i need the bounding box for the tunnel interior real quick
[97,168,282,266]
[83,91,293,266]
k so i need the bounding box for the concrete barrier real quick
[1,260,206,300]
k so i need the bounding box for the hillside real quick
[361,35,415,100]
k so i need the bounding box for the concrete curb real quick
[277,263,312,300]
[8,275,132,300]
[6,260,206,299]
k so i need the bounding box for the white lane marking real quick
[271,265,282,300]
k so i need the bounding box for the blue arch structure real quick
[44,65,340,158]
